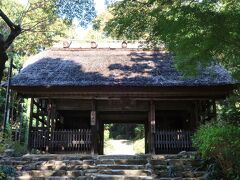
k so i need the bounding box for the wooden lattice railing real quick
[155,130,194,153]
[29,129,92,153]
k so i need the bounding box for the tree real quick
[0,0,97,82]
[105,0,240,78]
[0,9,21,82]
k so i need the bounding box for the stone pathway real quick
[106,139,135,155]
[0,151,207,179]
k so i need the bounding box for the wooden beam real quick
[11,85,234,100]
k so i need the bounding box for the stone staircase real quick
[0,152,206,180]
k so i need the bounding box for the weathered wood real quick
[148,100,156,154]
[155,130,194,153]
[46,100,51,152]
[99,120,104,155]
[27,98,34,152]
[91,100,98,155]
[30,129,91,153]
[55,99,195,111]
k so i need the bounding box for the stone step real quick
[14,176,92,180]
[21,159,95,171]
[17,170,86,177]
[21,154,93,161]
[150,158,202,167]
[97,155,149,160]
[96,159,148,165]
[156,178,203,180]
[14,175,153,180]
[154,170,206,178]
[93,174,153,180]
[90,169,151,176]
[151,151,197,160]
[0,160,28,166]
[96,164,146,170]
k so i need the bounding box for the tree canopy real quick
[0,0,98,81]
[105,0,240,78]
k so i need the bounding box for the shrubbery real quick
[0,165,16,178]
[192,120,240,179]
[0,134,27,157]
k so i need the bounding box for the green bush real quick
[0,171,7,180]
[0,165,16,178]
[0,135,27,157]
[192,120,240,179]
[11,143,27,157]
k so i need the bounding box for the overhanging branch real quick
[0,9,22,50]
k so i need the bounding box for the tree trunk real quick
[0,36,8,82]
[0,9,22,82]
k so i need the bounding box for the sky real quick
[17,0,107,40]
[18,0,106,15]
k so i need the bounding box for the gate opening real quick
[103,123,145,155]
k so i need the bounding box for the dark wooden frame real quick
[24,84,233,154]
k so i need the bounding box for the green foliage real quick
[105,0,240,78]
[0,0,69,55]
[0,132,27,157]
[109,123,144,140]
[192,120,240,179]
[218,90,240,125]
[0,171,7,180]
[0,165,16,177]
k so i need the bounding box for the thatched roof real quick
[10,48,235,87]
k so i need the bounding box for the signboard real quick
[91,111,96,126]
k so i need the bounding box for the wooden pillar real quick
[36,99,39,128]
[18,99,23,143]
[144,122,148,154]
[46,100,51,152]
[148,100,156,154]
[99,120,104,155]
[91,100,98,155]
[27,98,34,152]
[194,101,200,129]
[212,99,216,119]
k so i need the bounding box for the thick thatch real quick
[10,48,235,87]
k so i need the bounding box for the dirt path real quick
[105,139,135,155]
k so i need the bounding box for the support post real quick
[46,100,51,152]
[91,100,98,155]
[18,98,23,142]
[144,122,148,154]
[27,98,34,152]
[194,101,200,129]
[148,100,156,154]
[212,99,216,119]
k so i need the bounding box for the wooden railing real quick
[29,129,92,153]
[155,130,194,153]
